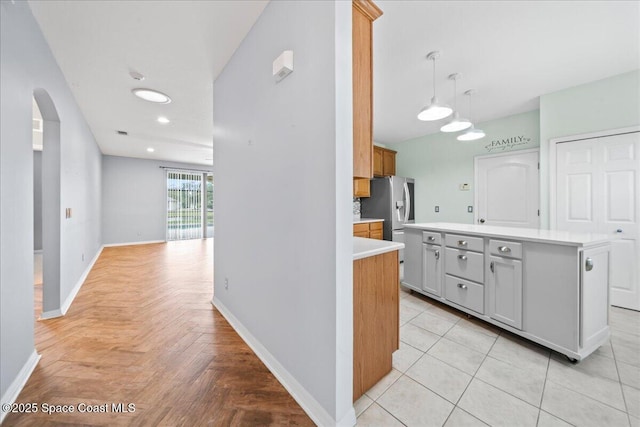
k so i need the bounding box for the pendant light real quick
[457,90,485,141]
[440,73,472,132]
[417,51,453,121]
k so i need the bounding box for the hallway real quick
[5,240,312,426]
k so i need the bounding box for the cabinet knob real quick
[458,254,467,261]
[498,246,511,253]
[458,240,467,246]
[435,250,440,260]
[457,283,468,290]
[585,257,594,272]
[490,261,494,273]
[427,236,435,241]
[479,218,485,224]
[616,229,623,233]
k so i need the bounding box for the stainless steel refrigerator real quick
[360,176,415,262]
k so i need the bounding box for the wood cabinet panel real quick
[373,146,397,177]
[353,221,383,239]
[353,250,398,401]
[353,6,373,179]
[353,178,370,198]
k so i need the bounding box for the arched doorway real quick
[33,88,62,319]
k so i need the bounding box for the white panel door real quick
[475,150,539,228]
[556,132,640,311]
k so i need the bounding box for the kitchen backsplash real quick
[353,197,361,218]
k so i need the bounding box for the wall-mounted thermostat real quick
[273,50,293,82]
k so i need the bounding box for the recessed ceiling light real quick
[132,88,171,104]
[147,147,155,152]
[157,116,170,124]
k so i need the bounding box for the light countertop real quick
[353,237,404,260]
[405,222,612,247]
[353,218,385,224]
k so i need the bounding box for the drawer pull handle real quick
[435,250,440,260]
[427,236,435,242]
[498,246,511,253]
[457,283,468,290]
[458,240,467,246]
[457,255,467,261]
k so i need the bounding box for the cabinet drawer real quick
[369,230,383,240]
[369,221,383,231]
[445,234,484,252]
[445,275,484,314]
[489,239,522,259]
[445,248,484,283]
[422,231,442,245]
[354,223,369,234]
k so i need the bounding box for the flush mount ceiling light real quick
[157,116,170,124]
[417,51,453,121]
[132,88,171,104]
[146,147,155,152]
[441,73,472,133]
[457,90,486,141]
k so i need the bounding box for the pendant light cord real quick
[432,58,436,97]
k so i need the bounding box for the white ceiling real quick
[29,0,269,166]
[29,1,639,161]
[373,1,640,144]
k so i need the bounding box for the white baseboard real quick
[40,245,104,320]
[103,240,165,248]
[212,297,354,427]
[0,350,41,424]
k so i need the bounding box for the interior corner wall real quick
[395,110,540,223]
[0,1,102,400]
[213,1,352,423]
[101,155,213,245]
[539,70,640,228]
[33,151,43,251]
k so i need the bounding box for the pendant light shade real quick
[457,90,485,141]
[440,73,472,132]
[417,51,452,121]
[457,127,486,141]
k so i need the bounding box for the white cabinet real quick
[422,243,442,296]
[401,223,611,361]
[488,255,523,329]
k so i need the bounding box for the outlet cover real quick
[435,206,440,213]
[467,206,473,213]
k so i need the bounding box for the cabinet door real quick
[422,244,442,296]
[383,149,396,176]
[373,146,384,176]
[354,178,370,197]
[402,229,422,291]
[488,256,522,329]
[580,245,610,350]
[352,5,373,179]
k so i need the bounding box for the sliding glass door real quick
[166,170,204,241]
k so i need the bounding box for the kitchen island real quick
[403,223,612,361]
[353,237,403,401]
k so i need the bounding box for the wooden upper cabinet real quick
[373,146,397,177]
[353,0,382,180]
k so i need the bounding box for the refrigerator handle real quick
[403,182,410,222]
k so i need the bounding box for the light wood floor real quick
[6,240,312,426]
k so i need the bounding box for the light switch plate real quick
[468,206,473,213]
[435,206,440,213]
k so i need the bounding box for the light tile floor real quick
[356,285,640,427]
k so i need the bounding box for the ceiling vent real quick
[116,130,128,136]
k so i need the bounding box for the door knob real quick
[479,218,485,224]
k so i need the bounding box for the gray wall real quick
[0,1,102,400]
[33,150,43,251]
[213,1,354,423]
[102,155,212,245]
